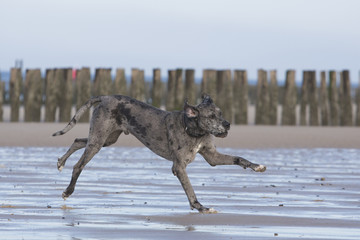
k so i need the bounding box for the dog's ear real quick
[201,93,213,105]
[184,100,198,118]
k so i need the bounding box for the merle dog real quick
[53,94,266,213]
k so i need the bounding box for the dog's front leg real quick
[172,161,216,213]
[199,144,266,172]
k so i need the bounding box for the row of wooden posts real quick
[0,67,359,126]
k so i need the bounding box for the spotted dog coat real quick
[53,94,266,213]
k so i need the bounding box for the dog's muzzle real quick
[214,120,230,138]
[222,120,230,130]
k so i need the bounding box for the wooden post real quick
[308,71,319,126]
[269,70,278,125]
[104,68,113,96]
[76,67,91,122]
[93,68,112,96]
[233,70,248,125]
[140,70,147,101]
[300,71,309,125]
[54,68,73,122]
[62,68,73,122]
[216,70,233,123]
[0,81,4,121]
[24,69,42,122]
[174,69,184,110]
[201,69,217,102]
[356,71,360,126]
[319,71,329,126]
[44,69,57,122]
[255,69,270,125]
[9,68,22,122]
[185,69,196,105]
[328,70,339,126]
[339,70,353,126]
[281,70,297,125]
[151,68,162,108]
[130,68,140,100]
[166,70,176,111]
[130,68,145,101]
[114,68,127,95]
[93,68,100,96]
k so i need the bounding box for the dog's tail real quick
[52,96,102,137]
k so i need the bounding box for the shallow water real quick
[1,147,360,239]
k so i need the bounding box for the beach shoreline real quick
[1,123,359,240]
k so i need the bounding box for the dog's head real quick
[184,94,230,138]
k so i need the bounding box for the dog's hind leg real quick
[58,129,121,172]
[57,138,88,171]
[61,114,120,199]
[62,141,103,199]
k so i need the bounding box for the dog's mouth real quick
[214,131,228,138]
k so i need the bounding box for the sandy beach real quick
[1,123,360,239]
[0,122,359,149]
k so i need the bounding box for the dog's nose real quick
[222,121,230,130]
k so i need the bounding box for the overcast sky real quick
[1,0,359,83]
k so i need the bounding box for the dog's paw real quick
[62,191,71,200]
[57,159,64,172]
[62,193,68,200]
[254,165,266,172]
[199,207,218,214]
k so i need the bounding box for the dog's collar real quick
[183,113,206,138]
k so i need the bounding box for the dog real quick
[53,94,266,213]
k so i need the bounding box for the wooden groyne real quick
[0,67,359,126]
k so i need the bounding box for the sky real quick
[1,0,360,83]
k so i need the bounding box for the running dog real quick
[53,94,266,213]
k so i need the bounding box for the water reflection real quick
[1,147,359,239]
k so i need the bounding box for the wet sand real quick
[1,147,359,239]
[1,123,360,239]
